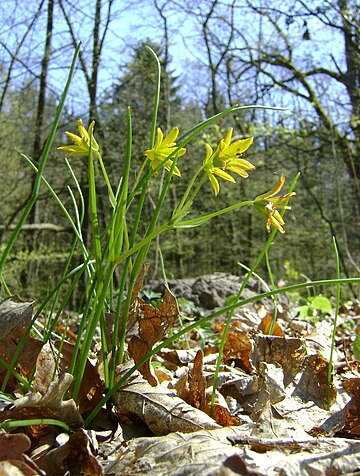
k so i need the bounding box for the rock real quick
[146,272,265,311]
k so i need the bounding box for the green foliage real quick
[353,332,360,361]
[298,295,333,320]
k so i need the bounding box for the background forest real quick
[0,0,359,304]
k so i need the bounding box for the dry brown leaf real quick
[36,429,103,476]
[188,349,206,411]
[0,460,41,476]
[153,367,172,384]
[32,342,57,395]
[0,432,31,461]
[56,341,104,415]
[0,433,43,475]
[342,377,360,436]
[127,262,150,330]
[113,377,220,435]
[31,340,103,415]
[210,404,242,427]
[128,288,179,386]
[251,334,306,386]
[258,314,285,336]
[293,354,337,409]
[106,426,360,476]
[214,322,254,374]
[1,373,83,431]
[0,297,42,391]
[0,296,33,340]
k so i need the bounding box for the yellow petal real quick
[162,127,179,147]
[226,158,255,170]
[155,127,164,147]
[224,137,253,158]
[77,119,88,139]
[227,166,249,178]
[208,173,220,196]
[224,128,233,146]
[204,143,214,163]
[212,168,236,183]
[163,159,181,177]
[270,216,285,233]
[64,131,82,146]
[263,174,285,199]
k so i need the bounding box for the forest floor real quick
[0,274,359,475]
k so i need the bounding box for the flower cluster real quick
[59,121,296,234]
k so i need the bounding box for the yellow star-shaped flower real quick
[203,128,255,196]
[144,127,185,177]
[253,174,295,234]
[58,119,100,158]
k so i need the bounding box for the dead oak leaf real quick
[36,429,103,476]
[113,377,220,435]
[224,324,254,374]
[251,334,306,386]
[210,404,242,427]
[293,354,337,409]
[0,296,33,340]
[0,297,42,391]
[258,314,285,336]
[128,288,179,386]
[342,378,360,436]
[1,373,83,431]
[187,350,242,427]
[188,349,206,411]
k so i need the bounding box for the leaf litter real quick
[0,289,360,475]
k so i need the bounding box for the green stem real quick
[97,152,116,206]
[328,236,341,408]
[174,166,204,216]
[175,200,254,228]
[265,249,278,335]
[0,419,70,432]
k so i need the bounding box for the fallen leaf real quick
[1,373,83,431]
[0,433,42,475]
[0,460,41,475]
[113,376,220,435]
[258,314,285,336]
[106,426,360,476]
[187,349,206,411]
[0,432,31,461]
[128,288,179,386]
[210,403,242,427]
[293,354,337,409]
[0,337,43,392]
[212,322,254,374]
[55,341,104,415]
[0,296,33,340]
[32,342,57,395]
[36,429,103,476]
[251,334,306,386]
[0,297,42,391]
[341,377,360,436]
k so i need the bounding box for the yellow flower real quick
[144,127,185,177]
[203,128,255,196]
[253,174,295,234]
[58,119,100,158]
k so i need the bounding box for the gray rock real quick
[146,272,264,310]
